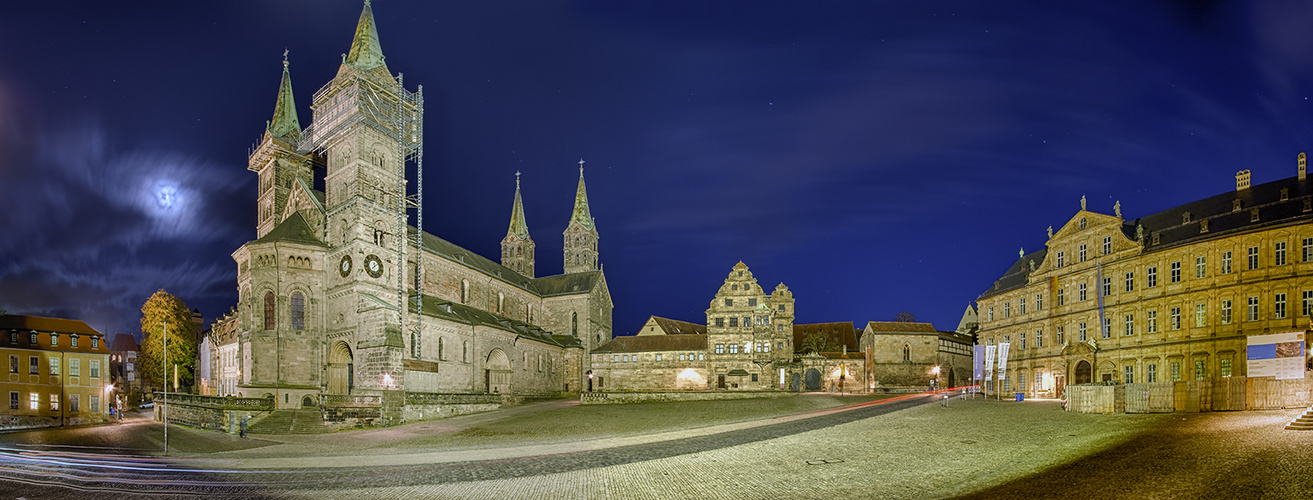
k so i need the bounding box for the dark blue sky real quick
[4,1,1313,339]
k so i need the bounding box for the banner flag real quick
[973,344,986,382]
[998,342,1011,388]
[985,345,996,381]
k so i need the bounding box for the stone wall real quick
[0,414,108,431]
[151,394,275,433]
[581,390,793,405]
[401,392,502,421]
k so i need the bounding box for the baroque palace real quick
[978,160,1313,398]
[206,2,611,411]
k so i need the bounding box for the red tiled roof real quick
[864,321,938,334]
[111,333,139,352]
[650,316,707,335]
[0,314,110,354]
[594,334,707,353]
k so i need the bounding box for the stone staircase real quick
[248,409,334,435]
[1286,407,1313,431]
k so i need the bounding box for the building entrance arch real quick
[485,348,512,394]
[327,341,354,395]
[804,369,822,391]
[1074,360,1092,385]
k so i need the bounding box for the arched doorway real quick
[485,349,512,394]
[301,395,315,408]
[791,372,801,391]
[804,369,822,391]
[1074,360,1092,385]
[328,341,353,395]
[947,367,956,388]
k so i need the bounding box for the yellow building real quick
[978,160,1313,398]
[1,314,112,430]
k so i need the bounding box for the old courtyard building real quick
[206,2,610,412]
[1,314,111,430]
[978,161,1313,398]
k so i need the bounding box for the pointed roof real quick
[252,212,329,248]
[507,173,530,239]
[569,159,595,231]
[267,52,301,139]
[344,0,387,71]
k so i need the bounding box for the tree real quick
[138,290,198,391]
[894,311,916,323]
[801,333,840,354]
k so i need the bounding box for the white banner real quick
[984,345,996,380]
[997,342,1011,388]
[1247,332,1306,380]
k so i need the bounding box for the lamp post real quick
[931,365,941,394]
[162,320,167,456]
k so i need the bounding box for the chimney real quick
[1236,170,1251,191]
[1300,152,1307,181]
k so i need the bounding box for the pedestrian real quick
[240,415,248,438]
[941,393,949,408]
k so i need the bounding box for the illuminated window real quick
[1221,251,1232,274]
[30,393,38,410]
[1275,293,1287,319]
[1220,358,1232,377]
[1275,241,1287,266]
[715,344,724,354]
[264,292,276,330]
[50,394,58,410]
[1195,256,1206,279]
[1247,296,1259,322]
[1194,359,1206,380]
[1147,363,1157,383]
[49,358,59,376]
[1170,361,1181,381]
[7,355,15,374]
[1195,304,1207,327]
[1170,308,1181,330]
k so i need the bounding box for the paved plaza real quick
[2,394,1311,499]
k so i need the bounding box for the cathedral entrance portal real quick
[486,349,512,394]
[804,369,822,391]
[1074,360,1092,385]
[327,341,353,395]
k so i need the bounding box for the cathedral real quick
[207,1,612,411]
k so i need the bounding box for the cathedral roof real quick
[532,271,603,296]
[252,212,329,248]
[344,0,387,72]
[267,53,301,140]
[507,175,530,239]
[592,334,707,353]
[411,294,581,349]
[412,227,600,297]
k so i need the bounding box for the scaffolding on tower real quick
[294,69,425,359]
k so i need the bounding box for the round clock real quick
[339,254,353,277]
[365,254,384,278]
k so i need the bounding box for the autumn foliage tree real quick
[138,290,197,391]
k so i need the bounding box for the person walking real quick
[240,416,248,438]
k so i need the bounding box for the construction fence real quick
[1067,376,1313,414]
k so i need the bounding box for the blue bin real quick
[1015,392,1024,401]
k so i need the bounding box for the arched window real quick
[264,292,276,330]
[498,293,505,314]
[461,280,469,304]
[290,292,305,330]
[438,337,445,360]
[903,343,910,362]
[572,312,578,336]
[462,341,469,363]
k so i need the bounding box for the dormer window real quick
[1251,208,1260,222]
[1152,233,1161,245]
[1233,199,1242,212]
[1182,212,1191,224]
[1281,188,1290,201]
[1200,220,1209,233]
[1079,217,1087,230]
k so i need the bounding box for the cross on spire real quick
[578,158,585,176]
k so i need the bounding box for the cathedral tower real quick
[249,52,312,238]
[501,172,536,277]
[563,160,599,274]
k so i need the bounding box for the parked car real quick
[139,402,154,409]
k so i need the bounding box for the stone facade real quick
[978,162,1313,399]
[860,322,973,390]
[206,3,609,418]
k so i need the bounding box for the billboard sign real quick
[1247,332,1306,380]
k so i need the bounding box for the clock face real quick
[365,254,383,278]
[339,254,353,277]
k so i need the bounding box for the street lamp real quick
[931,365,941,393]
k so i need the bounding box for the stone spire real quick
[344,0,386,71]
[508,172,529,239]
[570,159,595,231]
[501,172,536,277]
[267,50,300,140]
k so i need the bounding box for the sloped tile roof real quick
[593,334,708,353]
[651,316,706,335]
[864,321,938,334]
[252,212,329,248]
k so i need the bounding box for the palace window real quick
[748,298,757,307]
[1102,277,1111,297]
[1035,293,1043,311]
[715,318,724,327]
[28,356,37,374]
[1247,296,1259,322]
[779,304,787,312]
[572,312,578,336]
[50,333,57,346]
[290,292,305,330]
[1057,251,1064,268]
[90,360,99,378]
[1124,365,1134,384]
[988,307,994,322]
[1248,247,1259,270]
[1275,241,1287,266]
[438,338,445,360]
[1004,302,1010,318]
[1102,236,1111,255]
[1304,238,1313,263]
[462,341,469,363]
[1055,326,1064,345]
[1148,363,1157,383]
[71,335,77,348]
[1304,290,1313,317]
[1079,244,1087,262]
[1221,251,1232,274]
[1171,361,1181,381]
[264,292,276,330]
[1019,298,1026,315]
[1079,283,1087,302]
[9,392,16,410]
[70,395,79,413]
[724,299,733,307]
[1124,272,1134,292]
[1195,256,1206,279]
[1019,333,1025,349]
[742,317,750,327]
[729,318,738,327]
[1220,358,1232,377]
[1147,266,1157,287]
[1124,314,1134,336]
[1275,293,1287,319]
[7,355,15,374]
[715,344,724,354]
[1170,261,1181,283]
[1221,300,1232,324]
[1057,288,1065,306]
[49,358,58,376]
[30,393,39,410]
[1035,329,1043,348]
[1078,322,1087,342]
[729,344,739,354]
[70,359,79,377]
[1147,310,1158,333]
[1101,317,1111,339]
[1195,359,1206,380]
[1195,303,1207,327]
[91,337,98,349]
[1170,307,1181,330]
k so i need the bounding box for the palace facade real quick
[978,161,1313,398]
[207,2,610,410]
[1,314,111,430]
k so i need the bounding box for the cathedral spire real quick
[344,0,386,71]
[267,50,301,140]
[508,171,530,239]
[570,158,595,231]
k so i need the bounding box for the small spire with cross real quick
[283,48,289,68]
[515,170,521,187]
[578,158,586,176]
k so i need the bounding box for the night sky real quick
[4,1,1313,341]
